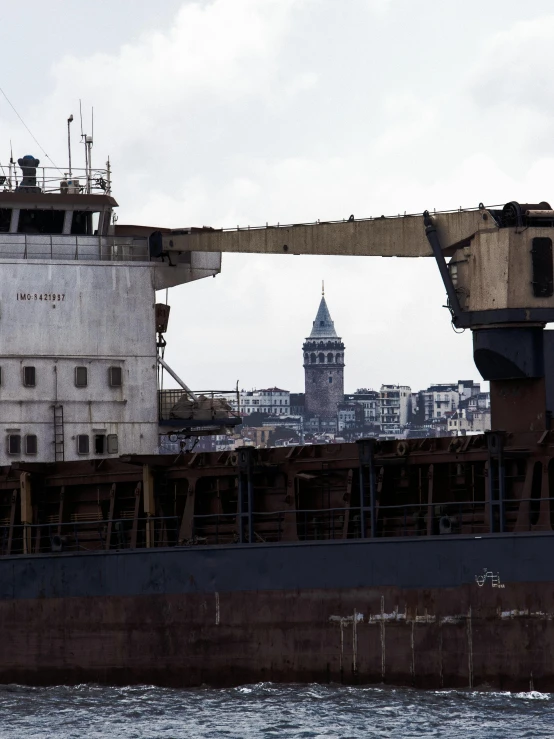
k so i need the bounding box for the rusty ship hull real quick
[0,533,553,690]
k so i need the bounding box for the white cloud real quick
[468,16,554,111]
[44,0,301,150]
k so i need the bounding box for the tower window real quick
[25,434,37,455]
[75,366,88,387]
[23,366,36,387]
[329,377,333,383]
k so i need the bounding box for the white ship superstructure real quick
[0,155,221,463]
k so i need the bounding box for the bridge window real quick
[71,211,93,236]
[0,209,10,233]
[18,209,64,235]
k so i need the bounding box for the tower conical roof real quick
[309,295,338,338]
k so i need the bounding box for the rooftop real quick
[308,295,339,338]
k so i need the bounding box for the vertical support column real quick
[283,474,298,542]
[57,486,65,537]
[238,447,254,543]
[143,465,155,548]
[178,479,197,544]
[341,469,353,539]
[357,439,377,538]
[130,482,142,549]
[7,489,17,555]
[105,483,116,551]
[20,472,32,555]
[486,431,506,534]
[498,440,506,534]
[426,465,434,536]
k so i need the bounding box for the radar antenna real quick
[79,100,94,193]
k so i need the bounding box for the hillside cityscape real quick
[162,290,490,453]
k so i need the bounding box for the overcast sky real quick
[2,0,553,393]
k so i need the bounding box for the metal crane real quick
[149,201,554,435]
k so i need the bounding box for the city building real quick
[418,384,460,422]
[344,389,380,425]
[290,393,305,416]
[448,407,491,435]
[262,415,304,434]
[458,379,481,402]
[379,385,412,434]
[225,388,290,415]
[412,381,483,425]
[337,402,365,432]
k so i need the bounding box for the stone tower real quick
[303,288,345,418]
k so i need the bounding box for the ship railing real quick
[0,497,552,555]
[0,165,111,195]
[0,234,149,262]
[375,500,490,538]
[0,515,180,555]
[191,497,546,543]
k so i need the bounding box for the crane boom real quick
[154,208,488,258]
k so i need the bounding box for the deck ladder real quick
[53,404,65,462]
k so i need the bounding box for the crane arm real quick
[150,208,491,258]
[147,198,554,436]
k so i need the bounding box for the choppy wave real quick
[0,683,552,738]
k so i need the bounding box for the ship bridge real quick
[0,155,223,465]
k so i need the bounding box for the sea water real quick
[0,682,551,738]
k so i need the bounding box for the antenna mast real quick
[67,113,74,177]
[79,100,94,193]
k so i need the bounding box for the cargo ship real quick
[2,143,554,691]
